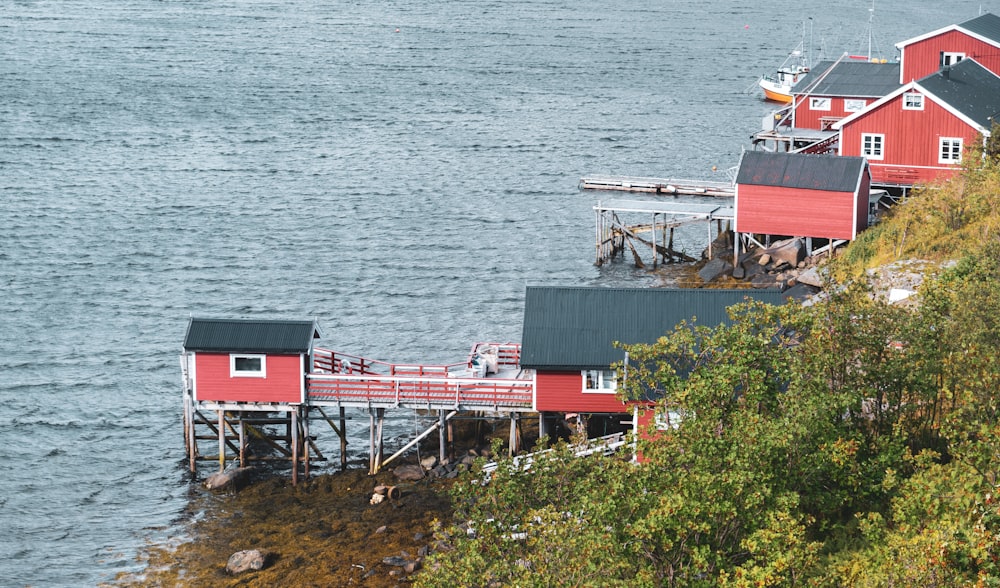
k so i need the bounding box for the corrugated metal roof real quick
[736,151,866,192]
[519,287,786,370]
[918,58,1000,128]
[183,318,320,353]
[797,60,901,98]
[960,12,1000,44]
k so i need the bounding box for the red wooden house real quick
[518,287,786,437]
[182,318,321,404]
[789,60,900,131]
[896,13,1000,83]
[834,58,1000,187]
[735,151,870,242]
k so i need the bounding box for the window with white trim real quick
[862,133,884,160]
[231,354,267,378]
[582,369,617,393]
[903,92,924,110]
[939,137,963,163]
[809,97,831,111]
[941,52,966,67]
[844,99,865,113]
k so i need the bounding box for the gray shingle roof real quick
[183,318,320,353]
[796,60,901,98]
[736,151,867,192]
[918,58,1000,128]
[959,12,1000,43]
[519,287,786,370]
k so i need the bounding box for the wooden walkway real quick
[580,175,734,198]
[306,344,535,413]
[594,199,734,266]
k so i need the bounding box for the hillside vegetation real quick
[417,143,1000,587]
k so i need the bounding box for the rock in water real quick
[226,550,265,574]
[204,467,254,491]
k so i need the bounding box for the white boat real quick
[758,22,812,103]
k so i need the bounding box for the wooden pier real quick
[182,342,537,478]
[580,175,734,198]
[595,199,734,267]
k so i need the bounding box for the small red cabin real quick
[790,60,900,131]
[519,287,787,435]
[896,13,1000,84]
[735,151,870,241]
[835,58,1000,187]
[182,318,321,404]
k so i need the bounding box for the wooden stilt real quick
[291,409,299,486]
[238,412,245,467]
[375,408,385,473]
[438,410,447,465]
[339,407,347,471]
[217,410,225,472]
[369,409,376,474]
[538,411,547,441]
[303,407,310,479]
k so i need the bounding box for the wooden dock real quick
[580,175,734,198]
[595,199,734,267]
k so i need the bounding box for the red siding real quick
[194,353,304,403]
[793,96,872,130]
[901,30,1000,82]
[736,185,859,240]
[839,93,974,185]
[856,171,871,232]
[534,371,629,413]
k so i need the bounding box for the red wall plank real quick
[901,30,1000,82]
[839,92,972,185]
[195,353,303,403]
[535,371,629,413]
[736,185,857,240]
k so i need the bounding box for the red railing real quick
[307,344,532,410]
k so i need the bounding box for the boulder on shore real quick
[226,550,266,574]
[698,258,733,284]
[394,464,425,481]
[762,238,805,268]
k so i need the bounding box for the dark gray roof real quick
[796,60,901,98]
[183,318,320,353]
[519,287,786,370]
[918,58,1000,129]
[736,151,867,192]
[959,12,1000,43]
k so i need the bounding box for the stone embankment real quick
[695,231,949,306]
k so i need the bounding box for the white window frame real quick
[941,52,966,67]
[582,369,617,394]
[903,92,924,111]
[809,97,831,111]
[230,353,267,378]
[844,99,866,113]
[939,137,963,164]
[862,133,885,160]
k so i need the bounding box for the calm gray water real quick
[0,0,977,584]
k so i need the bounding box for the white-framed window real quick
[844,99,866,113]
[903,92,924,110]
[939,137,963,163]
[810,97,831,111]
[862,133,885,160]
[941,52,966,67]
[582,369,617,393]
[230,353,267,378]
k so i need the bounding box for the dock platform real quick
[594,199,734,267]
[580,175,734,198]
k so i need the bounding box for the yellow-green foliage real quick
[833,139,1000,281]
